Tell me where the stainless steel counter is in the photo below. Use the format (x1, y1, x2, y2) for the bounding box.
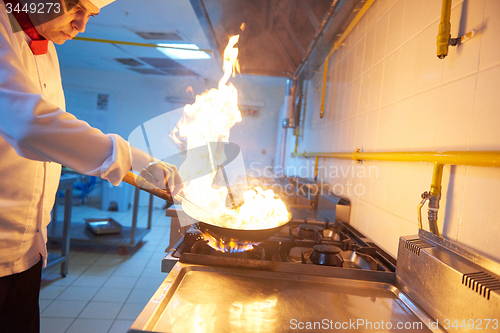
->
(129, 263, 440, 333)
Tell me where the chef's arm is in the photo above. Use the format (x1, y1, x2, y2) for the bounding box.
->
(0, 10, 157, 185)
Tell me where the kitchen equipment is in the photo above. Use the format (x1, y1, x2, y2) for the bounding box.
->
(85, 218, 122, 235)
(129, 177, 500, 333)
(196, 213, 292, 244)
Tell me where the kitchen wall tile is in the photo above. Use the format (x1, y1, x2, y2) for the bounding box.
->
(386, 0, 404, 55)
(346, 49, 356, 85)
(440, 165, 467, 242)
(364, 110, 380, 151)
(41, 300, 87, 318)
(401, 0, 425, 41)
(376, 104, 394, 150)
(379, 212, 403, 256)
(469, 65, 500, 149)
(435, 75, 475, 150)
(390, 98, 413, 150)
(353, 39, 366, 80)
(385, 163, 408, 219)
(378, 0, 397, 17)
(410, 88, 438, 150)
(359, 71, 371, 115)
(354, 112, 368, 152)
(368, 62, 384, 111)
(363, 26, 377, 73)
(416, 24, 444, 93)
(66, 318, 113, 333)
(349, 197, 360, 228)
(40, 318, 74, 333)
(346, 117, 358, 152)
(395, 35, 420, 101)
(442, 0, 484, 84)
(365, 206, 385, 244)
(354, 199, 371, 234)
(422, 0, 441, 27)
(331, 123, 341, 153)
(400, 218, 420, 236)
(400, 163, 434, 224)
(479, 0, 500, 70)
(350, 78, 361, 118)
(365, 0, 379, 32)
(339, 57, 348, 92)
(458, 167, 500, 261)
(369, 161, 388, 209)
(373, 11, 390, 66)
(355, 162, 376, 205)
(341, 85, 353, 122)
(381, 51, 400, 107)
(338, 120, 349, 152)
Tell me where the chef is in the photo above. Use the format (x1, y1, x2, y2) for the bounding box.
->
(0, 0, 183, 332)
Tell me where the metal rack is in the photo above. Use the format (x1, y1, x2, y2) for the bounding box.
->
(48, 187, 153, 255)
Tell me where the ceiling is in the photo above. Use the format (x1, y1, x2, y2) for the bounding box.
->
(56, 0, 223, 81)
(56, 0, 363, 80)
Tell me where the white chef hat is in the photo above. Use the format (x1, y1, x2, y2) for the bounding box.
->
(89, 0, 115, 8)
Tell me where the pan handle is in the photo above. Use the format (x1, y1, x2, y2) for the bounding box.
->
(122, 171, 174, 204)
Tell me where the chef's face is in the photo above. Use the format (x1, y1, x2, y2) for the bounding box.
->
(34, 0, 100, 44)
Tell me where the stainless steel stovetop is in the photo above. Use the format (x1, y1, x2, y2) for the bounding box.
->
(128, 179, 500, 333)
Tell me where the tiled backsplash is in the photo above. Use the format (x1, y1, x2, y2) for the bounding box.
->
(285, 0, 500, 259)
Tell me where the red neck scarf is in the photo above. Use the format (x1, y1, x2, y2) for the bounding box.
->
(7, 0, 49, 55)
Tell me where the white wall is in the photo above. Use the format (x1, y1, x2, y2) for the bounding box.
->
(284, 0, 500, 260)
(60, 68, 286, 208)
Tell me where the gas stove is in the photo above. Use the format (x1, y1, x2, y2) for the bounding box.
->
(163, 219, 396, 274)
(129, 178, 500, 333)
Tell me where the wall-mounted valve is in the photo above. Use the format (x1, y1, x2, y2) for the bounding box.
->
(437, 0, 476, 59)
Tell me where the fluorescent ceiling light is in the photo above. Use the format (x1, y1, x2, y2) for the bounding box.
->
(156, 43, 211, 59)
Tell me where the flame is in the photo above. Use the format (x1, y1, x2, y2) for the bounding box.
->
(171, 35, 290, 230)
(203, 231, 258, 253)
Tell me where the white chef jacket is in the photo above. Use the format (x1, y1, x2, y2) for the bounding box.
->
(0, 1, 150, 277)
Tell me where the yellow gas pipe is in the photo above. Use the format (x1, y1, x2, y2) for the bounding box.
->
(314, 156, 319, 181)
(437, 0, 453, 59)
(295, 150, 500, 236)
(319, 0, 375, 118)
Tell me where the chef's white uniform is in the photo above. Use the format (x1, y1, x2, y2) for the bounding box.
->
(0, 1, 147, 278)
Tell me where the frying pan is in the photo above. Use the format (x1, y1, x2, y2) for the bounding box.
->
(194, 214, 292, 244)
(123, 171, 292, 244)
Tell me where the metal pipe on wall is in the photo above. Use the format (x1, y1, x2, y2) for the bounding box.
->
(294, 149, 500, 236)
(437, 0, 453, 59)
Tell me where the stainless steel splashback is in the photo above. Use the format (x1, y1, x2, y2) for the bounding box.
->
(397, 230, 500, 332)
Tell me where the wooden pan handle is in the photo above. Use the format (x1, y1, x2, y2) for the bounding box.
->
(122, 171, 174, 204)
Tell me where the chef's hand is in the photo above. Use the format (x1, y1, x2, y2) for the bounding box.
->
(140, 161, 184, 197)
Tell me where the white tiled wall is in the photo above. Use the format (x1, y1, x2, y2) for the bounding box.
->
(285, 0, 500, 259)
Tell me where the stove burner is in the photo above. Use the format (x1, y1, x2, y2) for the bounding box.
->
(313, 244, 342, 254)
(309, 244, 344, 267)
(297, 224, 324, 239)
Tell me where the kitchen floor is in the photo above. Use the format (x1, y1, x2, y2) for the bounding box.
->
(40, 203, 173, 333)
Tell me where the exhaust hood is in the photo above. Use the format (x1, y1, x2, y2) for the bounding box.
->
(190, 0, 366, 78)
